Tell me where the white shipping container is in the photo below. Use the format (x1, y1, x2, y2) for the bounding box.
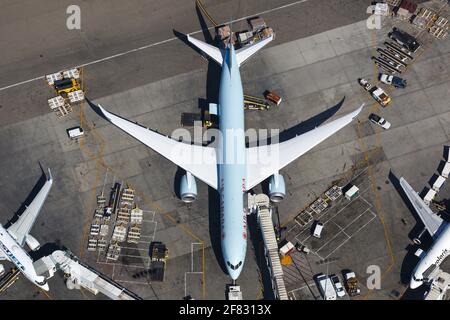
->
(279, 241, 294, 256)
(345, 185, 360, 200)
(442, 162, 450, 178)
(433, 175, 446, 192)
(423, 189, 437, 205)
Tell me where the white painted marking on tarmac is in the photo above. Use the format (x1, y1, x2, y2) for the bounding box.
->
(0, 0, 310, 92)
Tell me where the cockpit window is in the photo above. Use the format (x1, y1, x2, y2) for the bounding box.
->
(226, 261, 243, 270)
(35, 279, 47, 286)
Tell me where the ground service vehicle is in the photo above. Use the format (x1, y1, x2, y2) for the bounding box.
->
(388, 27, 421, 53)
(264, 90, 282, 105)
(316, 273, 337, 300)
(379, 73, 407, 88)
(54, 78, 80, 95)
(330, 274, 346, 298)
(358, 78, 391, 107)
(344, 271, 361, 297)
(369, 113, 391, 130)
(312, 221, 324, 238)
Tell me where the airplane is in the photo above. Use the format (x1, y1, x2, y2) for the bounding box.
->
(0, 168, 53, 291)
(88, 31, 363, 280)
(399, 177, 450, 289)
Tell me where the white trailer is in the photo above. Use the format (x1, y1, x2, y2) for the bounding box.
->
(433, 175, 446, 192)
(279, 241, 294, 256)
(67, 127, 84, 139)
(316, 274, 337, 300)
(442, 162, 450, 178)
(423, 189, 437, 206)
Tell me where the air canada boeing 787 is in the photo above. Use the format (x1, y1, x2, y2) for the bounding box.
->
(89, 32, 363, 280)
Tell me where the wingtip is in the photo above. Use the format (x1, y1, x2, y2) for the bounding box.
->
(399, 177, 407, 187)
(47, 168, 53, 181)
(86, 97, 109, 120)
(351, 103, 364, 119)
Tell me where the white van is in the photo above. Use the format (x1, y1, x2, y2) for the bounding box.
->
(313, 221, 324, 238)
(316, 273, 337, 300)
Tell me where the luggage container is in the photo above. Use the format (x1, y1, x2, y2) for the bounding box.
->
(345, 185, 360, 201)
(279, 241, 294, 256)
(441, 162, 450, 178)
(264, 90, 282, 105)
(432, 175, 446, 192)
(423, 189, 437, 205)
(67, 127, 84, 140)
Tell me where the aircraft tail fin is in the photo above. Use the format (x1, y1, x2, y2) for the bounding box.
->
(235, 34, 274, 66)
(187, 35, 223, 66)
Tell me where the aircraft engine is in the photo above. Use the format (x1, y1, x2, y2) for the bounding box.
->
(25, 234, 41, 251)
(413, 228, 427, 245)
(180, 172, 197, 203)
(268, 173, 286, 202)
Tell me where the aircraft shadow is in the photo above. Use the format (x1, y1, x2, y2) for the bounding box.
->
(388, 171, 433, 286)
(246, 97, 345, 147)
(175, 9, 227, 275)
(29, 243, 64, 261)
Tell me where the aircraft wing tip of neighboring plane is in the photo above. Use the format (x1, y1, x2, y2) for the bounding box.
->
(47, 168, 53, 181)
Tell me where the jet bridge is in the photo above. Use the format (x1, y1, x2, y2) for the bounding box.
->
(33, 249, 141, 300)
(424, 269, 450, 300)
(248, 194, 289, 300)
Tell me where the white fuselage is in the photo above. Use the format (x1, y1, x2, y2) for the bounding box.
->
(411, 223, 450, 289)
(0, 225, 48, 291)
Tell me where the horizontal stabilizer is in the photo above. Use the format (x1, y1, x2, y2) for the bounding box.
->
(187, 35, 223, 65)
(236, 34, 274, 66)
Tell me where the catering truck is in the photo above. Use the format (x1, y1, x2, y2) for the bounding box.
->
(316, 273, 337, 300)
(358, 78, 391, 107)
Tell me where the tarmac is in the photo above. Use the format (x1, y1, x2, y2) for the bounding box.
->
(0, 0, 449, 300)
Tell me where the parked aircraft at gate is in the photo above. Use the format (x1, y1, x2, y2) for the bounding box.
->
(89, 32, 363, 280)
(0, 168, 53, 291)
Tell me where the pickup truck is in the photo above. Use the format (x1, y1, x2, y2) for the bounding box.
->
(388, 27, 421, 53)
(344, 271, 361, 297)
(358, 78, 391, 107)
(369, 113, 391, 130)
(379, 73, 407, 89)
(330, 274, 346, 298)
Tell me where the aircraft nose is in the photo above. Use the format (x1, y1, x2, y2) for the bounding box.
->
(40, 283, 50, 291)
(410, 277, 422, 289)
(227, 265, 243, 280)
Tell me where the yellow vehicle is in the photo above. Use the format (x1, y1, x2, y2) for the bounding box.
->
(54, 78, 80, 95)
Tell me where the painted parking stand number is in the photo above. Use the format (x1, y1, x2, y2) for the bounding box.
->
(66, 5, 81, 30)
(367, 265, 381, 290)
(367, 14, 382, 30)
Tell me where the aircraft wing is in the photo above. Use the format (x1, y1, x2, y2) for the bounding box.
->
(245, 104, 363, 190)
(94, 104, 218, 189)
(7, 169, 53, 247)
(399, 177, 444, 238)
